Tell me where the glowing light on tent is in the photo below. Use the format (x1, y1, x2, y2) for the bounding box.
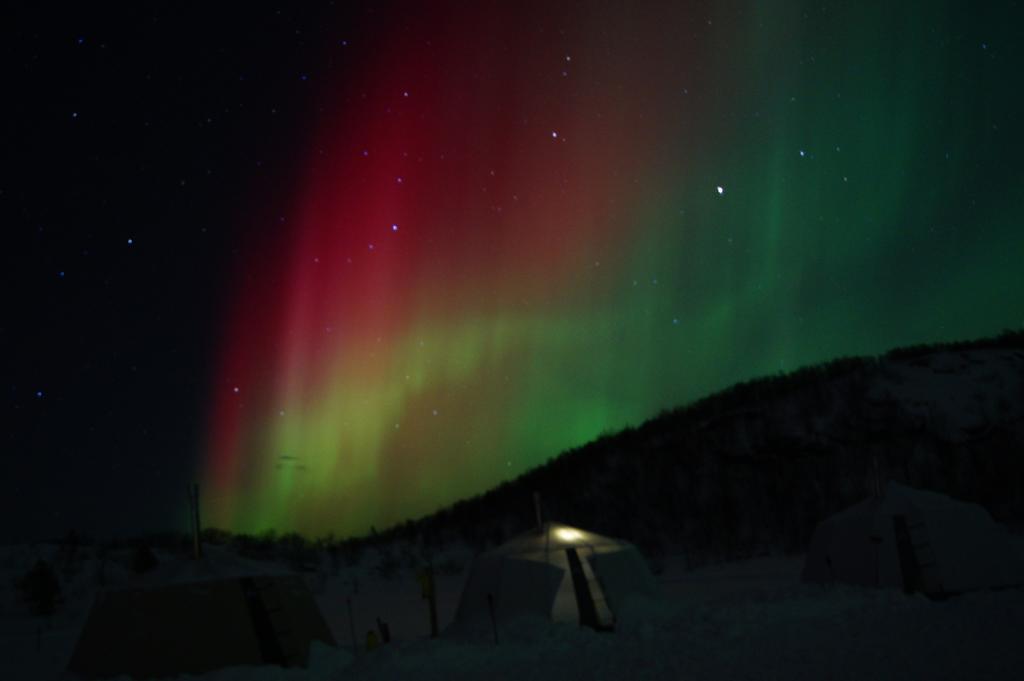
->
(555, 528, 584, 542)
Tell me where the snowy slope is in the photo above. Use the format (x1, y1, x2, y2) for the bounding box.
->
(3, 540, 1023, 681)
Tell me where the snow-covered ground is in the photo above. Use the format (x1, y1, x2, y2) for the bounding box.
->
(3, 537, 1023, 681)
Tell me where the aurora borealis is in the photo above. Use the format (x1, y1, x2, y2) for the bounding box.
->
(202, 1, 1024, 539)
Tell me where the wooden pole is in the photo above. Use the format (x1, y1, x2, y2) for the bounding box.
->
(429, 563, 439, 638)
(418, 564, 439, 637)
(346, 597, 358, 654)
(193, 482, 202, 559)
(186, 485, 194, 558)
(187, 483, 202, 559)
(486, 592, 499, 645)
(538, 490, 551, 561)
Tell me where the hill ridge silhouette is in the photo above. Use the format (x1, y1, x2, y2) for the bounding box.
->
(115, 329, 1024, 570)
(390, 328, 1024, 567)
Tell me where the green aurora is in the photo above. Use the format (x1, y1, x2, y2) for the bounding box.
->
(204, 1, 1024, 538)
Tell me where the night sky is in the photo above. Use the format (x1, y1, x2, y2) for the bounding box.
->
(4, 2, 1023, 543)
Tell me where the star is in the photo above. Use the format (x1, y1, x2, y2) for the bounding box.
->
(36, 390, 44, 398)
(551, 130, 558, 139)
(127, 238, 134, 245)
(716, 186, 724, 194)
(391, 224, 398, 231)
(233, 386, 240, 394)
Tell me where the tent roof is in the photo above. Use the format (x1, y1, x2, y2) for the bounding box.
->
(448, 521, 658, 638)
(492, 522, 632, 556)
(804, 481, 1024, 593)
(827, 482, 995, 524)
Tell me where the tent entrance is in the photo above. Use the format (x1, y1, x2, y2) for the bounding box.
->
(565, 548, 614, 631)
(241, 576, 300, 666)
(892, 515, 944, 597)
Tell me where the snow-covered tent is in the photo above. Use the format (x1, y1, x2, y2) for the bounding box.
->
(447, 522, 659, 639)
(803, 481, 1024, 596)
(67, 574, 336, 679)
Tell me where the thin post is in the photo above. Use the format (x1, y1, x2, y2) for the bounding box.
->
(866, 455, 888, 499)
(486, 592, 499, 645)
(346, 597, 358, 654)
(427, 563, 438, 637)
(186, 483, 202, 559)
(418, 563, 440, 637)
(193, 482, 202, 559)
(533, 491, 543, 531)
(186, 485, 193, 558)
(535, 491, 552, 562)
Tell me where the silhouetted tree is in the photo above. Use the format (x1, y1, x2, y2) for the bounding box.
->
(200, 528, 232, 545)
(132, 545, 159, 574)
(18, 559, 61, 616)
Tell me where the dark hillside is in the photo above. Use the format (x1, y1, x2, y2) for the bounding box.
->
(394, 330, 1024, 566)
